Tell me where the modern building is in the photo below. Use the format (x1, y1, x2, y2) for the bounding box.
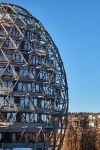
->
(0, 3, 68, 150)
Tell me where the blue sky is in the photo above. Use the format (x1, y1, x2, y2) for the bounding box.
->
(0, 0, 100, 112)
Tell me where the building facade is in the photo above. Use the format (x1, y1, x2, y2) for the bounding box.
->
(0, 3, 68, 150)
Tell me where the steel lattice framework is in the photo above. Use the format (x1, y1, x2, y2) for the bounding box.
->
(0, 3, 68, 150)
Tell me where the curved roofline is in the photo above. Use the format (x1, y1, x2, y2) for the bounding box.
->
(0, 2, 41, 25)
(0, 2, 29, 13)
(0, 2, 68, 90)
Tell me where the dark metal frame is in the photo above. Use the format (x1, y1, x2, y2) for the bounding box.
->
(0, 3, 69, 150)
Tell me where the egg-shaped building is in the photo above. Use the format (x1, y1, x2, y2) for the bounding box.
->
(0, 3, 68, 150)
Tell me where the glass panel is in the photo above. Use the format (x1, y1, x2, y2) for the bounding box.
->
(18, 83, 23, 91)
(26, 113, 29, 122)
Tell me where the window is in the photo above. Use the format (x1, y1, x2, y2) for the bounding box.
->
(18, 83, 23, 91)
(26, 83, 31, 92)
(4, 81, 13, 90)
(41, 100, 45, 108)
(20, 68, 28, 77)
(34, 99, 37, 107)
(34, 114, 37, 122)
(30, 113, 34, 122)
(26, 113, 30, 122)
(15, 53, 21, 62)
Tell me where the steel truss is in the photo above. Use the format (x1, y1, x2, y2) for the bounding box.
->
(0, 3, 69, 150)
